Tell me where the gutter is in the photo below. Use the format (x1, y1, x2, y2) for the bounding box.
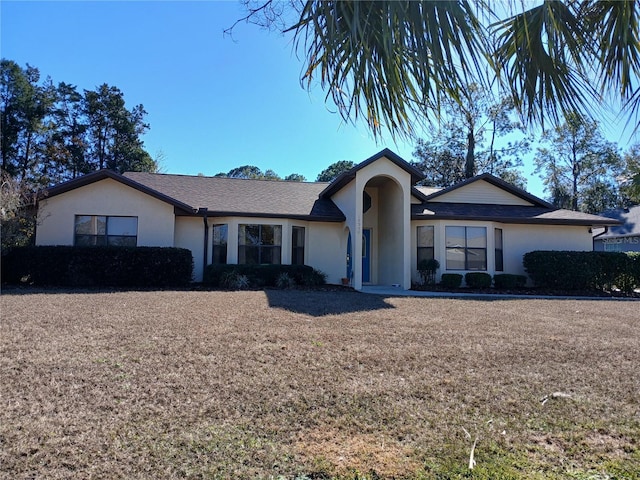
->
(592, 225, 608, 250)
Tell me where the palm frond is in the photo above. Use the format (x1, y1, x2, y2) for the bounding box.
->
(287, 0, 489, 139)
(490, 0, 597, 127)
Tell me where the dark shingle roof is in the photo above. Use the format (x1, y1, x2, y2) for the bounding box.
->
(320, 148, 424, 198)
(596, 205, 640, 237)
(413, 202, 621, 226)
(123, 172, 345, 221)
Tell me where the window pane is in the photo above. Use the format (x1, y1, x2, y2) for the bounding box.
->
(446, 248, 465, 270)
(261, 246, 282, 265)
(241, 225, 260, 246)
(467, 248, 487, 270)
(239, 245, 259, 264)
(494, 228, 503, 249)
(108, 217, 137, 236)
(292, 226, 304, 248)
(108, 235, 136, 247)
(446, 226, 465, 248)
(212, 245, 227, 264)
(467, 227, 486, 248)
(260, 225, 282, 246)
(213, 224, 228, 246)
(417, 247, 434, 263)
(75, 215, 106, 235)
(417, 226, 434, 247)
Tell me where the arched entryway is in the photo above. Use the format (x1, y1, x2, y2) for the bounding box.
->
(360, 175, 405, 286)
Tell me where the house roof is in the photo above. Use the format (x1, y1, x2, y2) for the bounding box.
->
(123, 172, 345, 221)
(413, 202, 621, 226)
(39, 170, 196, 214)
(320, 148, 424, 198)
(595, 204, 640, 237)
(38, 150, 620, 228)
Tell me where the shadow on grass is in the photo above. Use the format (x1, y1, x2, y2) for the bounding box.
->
(265, 288, 395, 316)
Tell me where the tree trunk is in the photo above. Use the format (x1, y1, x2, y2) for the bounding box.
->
(465, 130, 475, 178)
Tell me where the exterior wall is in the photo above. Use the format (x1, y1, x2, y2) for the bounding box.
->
(377, 181, 404, 285)
(410, 220, 594, 284)
(306, 222, 346, 285)
(433, 180, 533, 206)
(195, 216, 345, 284)
(504, 224, 593, 276)
(175, 216, 205, 282)
(36, 178, 175, 247)
(353, 157, 412, 289)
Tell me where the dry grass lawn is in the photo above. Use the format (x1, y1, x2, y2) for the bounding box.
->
(1, 289, 639, 479)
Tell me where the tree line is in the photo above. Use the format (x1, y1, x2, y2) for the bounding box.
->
(1, 58, 156, 189)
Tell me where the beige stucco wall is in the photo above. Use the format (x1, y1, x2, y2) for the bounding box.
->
(36, 178, 176, 247)
(503, 224, 593, 276)
(355, 157, 412, 289)
(410, 220, 594, 284)
(433, 180, 533, 205)
(189, 217, 344, 284)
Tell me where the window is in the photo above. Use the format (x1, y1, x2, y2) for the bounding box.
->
(445, 226, 487, 271)
(495, 228, 504, 272)
(74, 215, 137, 246)
(417, 226, 434, 266)
(291, 226, 305, 265)
(238, 224, 282, 264)
(212, 224, 228, 264)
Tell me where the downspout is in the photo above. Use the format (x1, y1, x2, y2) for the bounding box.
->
(199, 208, 209, 275)
(592, 225, 608, 250)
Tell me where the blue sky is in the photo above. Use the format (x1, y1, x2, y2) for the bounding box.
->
(1, 1, 637, 198)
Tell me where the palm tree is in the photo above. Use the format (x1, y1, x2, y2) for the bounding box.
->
(236, 0, 640, 139)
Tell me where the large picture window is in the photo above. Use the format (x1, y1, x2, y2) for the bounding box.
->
(445, 226, 487, 271)
(74, 215, 137, 246)
(212, 224, 228, 264)
(291, 226, 305, 265)
(238, 224, 282, 265)
(417, 226, 434, 266)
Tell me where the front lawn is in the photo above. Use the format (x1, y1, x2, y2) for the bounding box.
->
(1, 289, 638, 479)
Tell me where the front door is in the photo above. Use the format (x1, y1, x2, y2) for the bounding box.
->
(362, 228, 371, 283)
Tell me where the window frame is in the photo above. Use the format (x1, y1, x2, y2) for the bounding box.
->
(74, 215, 138, 247)
(291, 226, 305, 266)
(445, 226, 487, 271)
(238, 224, 282, 265)
(495, 228, 504, 272)
(416, 225, 435, 267)
(212, 223, 228, 264)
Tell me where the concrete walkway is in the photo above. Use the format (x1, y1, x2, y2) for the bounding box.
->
(360, 285, 639, 301)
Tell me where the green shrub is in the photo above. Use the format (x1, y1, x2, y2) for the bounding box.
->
(276, 272, 296, 289)
(440, 273, 463, 289)
(616, 252, 640, 292)
(220, 270, 250, 290)
(523, 251, 633, 291)
(465, 272, 492, 288)
(203, 264, 326, 288)
(493, 274, 527, 289)
(417, 258, 440, 285)
(1, 246, 193, 287)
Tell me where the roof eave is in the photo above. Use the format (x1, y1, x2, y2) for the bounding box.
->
(39, 169, 197, 213)
(411, 213, 622, 226)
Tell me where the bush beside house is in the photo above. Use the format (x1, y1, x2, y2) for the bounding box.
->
(203, 264, 326, 289)
(2, 246, 193, 287)
(524, 250, 640, 292)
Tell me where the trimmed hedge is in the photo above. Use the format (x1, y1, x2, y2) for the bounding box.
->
(493, 273, 527, 289)
(203, 264, 326, 289)
(440, 273, 463, 289)
(523, 250, 639, 291)
(2, 246, 193, 287)
(465, 272, 492, 288)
